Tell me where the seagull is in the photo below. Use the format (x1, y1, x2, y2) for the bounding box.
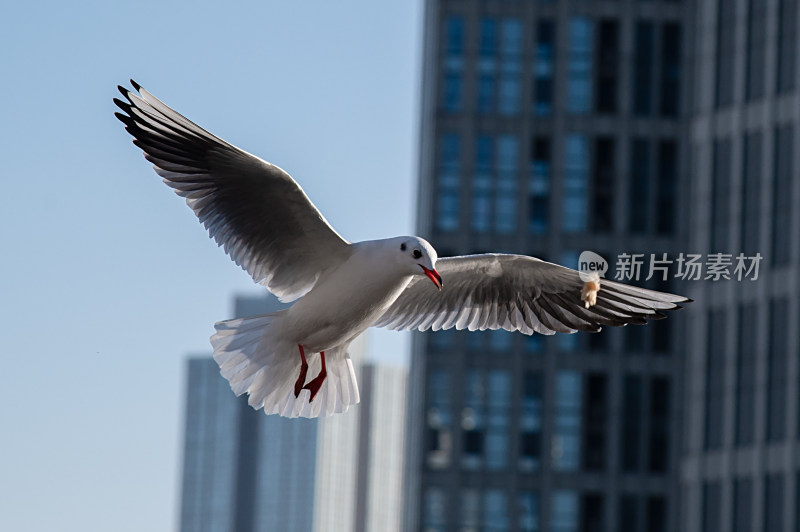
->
(114, 81, 691, 418)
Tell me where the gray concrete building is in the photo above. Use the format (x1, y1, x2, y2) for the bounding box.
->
(680, 0, 800, 530)
(407, 1, 693, 530)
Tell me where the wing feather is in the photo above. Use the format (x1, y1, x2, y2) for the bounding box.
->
(375, 254, 690, 335)
(115, 81, 352, 301)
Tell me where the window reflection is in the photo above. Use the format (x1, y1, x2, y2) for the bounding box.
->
(529, 137, 550, 234)
(567, 18, 593, 114)
(520, 371, 543, 471)
(519, 492, 541, 532)
(436, 134, 460, 232)
(563, 135, 589, 233)
(534, 20, 555, 115)
(553, 371, 582, 470)
(427, 370, 453, 469)
(551, 490, 579, 532)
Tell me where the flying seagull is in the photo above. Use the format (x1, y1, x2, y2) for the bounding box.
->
(114, 81, 691, 418)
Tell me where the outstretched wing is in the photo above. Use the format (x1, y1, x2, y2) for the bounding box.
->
(375, 254, 690, 335)
(114, 80, 352, 302)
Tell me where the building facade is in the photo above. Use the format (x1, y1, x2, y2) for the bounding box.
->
(179, 294, 407, 532)
(681, 0, 800, 530)
(407, 1, 693, 530)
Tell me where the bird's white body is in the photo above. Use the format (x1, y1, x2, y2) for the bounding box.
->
(115, 81, 690, 418)
(281, 240, 414, 352)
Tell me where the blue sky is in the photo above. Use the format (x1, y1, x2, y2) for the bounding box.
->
(0, 1, 421, 530)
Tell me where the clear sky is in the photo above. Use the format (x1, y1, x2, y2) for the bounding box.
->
(0, 1, 421, 530)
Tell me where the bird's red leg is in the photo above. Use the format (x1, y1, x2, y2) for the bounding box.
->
(294, 345, 309, 398)
(302, 351, 327, 402)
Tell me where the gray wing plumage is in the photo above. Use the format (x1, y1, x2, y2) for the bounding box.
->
(375, 254, 690, 335)
(114, 80, 352, 302)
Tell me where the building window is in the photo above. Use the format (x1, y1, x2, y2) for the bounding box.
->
(478, 18, 498, 113)
(702, 482, 722, 532)
(732, 478, 753, 532)
(660, 23, 681, 116)
(618, 495, 639, 532)
(473, 135, 493, 233)
(581, 493, 604, 532)
(519, 492, 541, 532)
(520, 371, 543, 471)
(646, 496, 666, 532)
(705, 309, 725, 450)
(423, 488, 447, 531)
(716, 0, 735, 107)
(534, 20, 556, 115)
(436, 134, 460, 232)
(633, 22, 654, 115)
(486, 370, 510, 470)
(441, 16, 464, 113)
(462, 369, 485, 469)
(621, 375, 642, 472)
(766, 299, 789, 442)
(552, 491, 578, 532)
(484, 490, 509, 530)
(582, 373, 607, 471)
(763, 474, 784, 532)
(563, 135, 589, 233)
(648, 377, 669, 473)
(741, 132, 762, 256)
(553, 371, 582, 470)
(656, 140, 677, 235)
(567, 17, 593, 114)
(710, 138, 732, 251)
(595, 20, 618, 114)
(772, 125, 793, 267)
(745, 0, 767, 101)
(427, 369, 452, 468)
(499, 18, 523, 115)
(495, 135, 519, 233)
(735, 304, 757, 445)
(629, 138, 650, 233)
(777, 0, 797, 93)
(593, 137, 614, 232)
(529, 137, 551, 234)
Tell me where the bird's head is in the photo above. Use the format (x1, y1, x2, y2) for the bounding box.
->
(393, 236, 442, 290)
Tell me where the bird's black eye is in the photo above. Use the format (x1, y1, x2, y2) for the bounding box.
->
(400, 243, 406, 251)
(413, 249, 422, 259)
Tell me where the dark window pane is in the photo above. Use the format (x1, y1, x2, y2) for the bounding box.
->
(705, 310, 726, 449)
(595, 20, 618, 113)
(745, 0, 767, 100)
(711, 138, 732, 251)
(732, 478, 753, 532)
(592, 137, 614, 232)
(646, 496, 666, 532)
(534, 20, 556, 116)
(633, 22, 654, 115)
(629, 139, 650, 233)
(735, 304, 757, 445)
(772, 125, 793, 267)
(583, 374, 607, 471)
(530, 137, 551, 234)
(622, 375, 642, 471)
(619, 495, 639, 532)
(648, 377, 670, 473)
(777, 0, 797, 93)
(716, 0, 735, 107)
(741, 132, 762, 256)
(766, 299, 789, 441)
(656, 140, 677, 235)
(660, 23, 681, 116)
(581, 493, 604, 532)
(764, 474, 784, 532)
(702, 482, 721, 532)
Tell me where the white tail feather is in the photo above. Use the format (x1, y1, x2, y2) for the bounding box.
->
(210, 313, 360, 418)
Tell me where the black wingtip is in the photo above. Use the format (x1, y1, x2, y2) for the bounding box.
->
(130, 79, 142, 92)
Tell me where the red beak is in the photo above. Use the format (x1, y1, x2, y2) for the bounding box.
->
(420, 265, 442, 290)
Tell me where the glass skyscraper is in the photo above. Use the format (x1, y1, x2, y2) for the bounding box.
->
(406, 1, 692, 530)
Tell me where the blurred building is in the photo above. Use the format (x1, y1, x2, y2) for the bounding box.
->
(179, 294, 407, 532)
(406, 1, 692, 531)
(680, 0, 800, 531)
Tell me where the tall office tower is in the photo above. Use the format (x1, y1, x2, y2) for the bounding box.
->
(179, 293, 407, 532)
(681, 1, 800, 531)
(407, 1, 691, 530)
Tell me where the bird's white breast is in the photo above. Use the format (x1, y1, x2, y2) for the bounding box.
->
(280, 248, 412, 352)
